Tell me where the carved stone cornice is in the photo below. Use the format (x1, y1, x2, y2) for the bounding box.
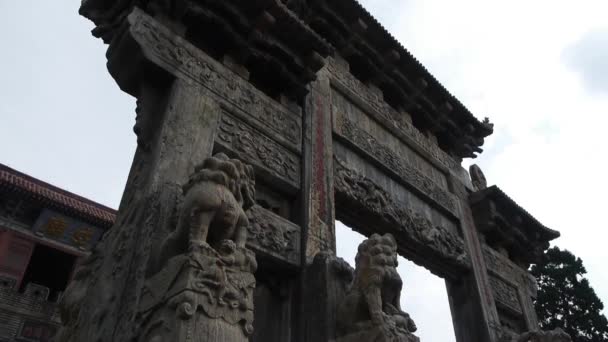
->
(81, 1, 332, 100)
(470, 186, 559, 267)
(295, 1, 493, 158)
(333, 157, 469, 278)
(328, 58, 459, 172)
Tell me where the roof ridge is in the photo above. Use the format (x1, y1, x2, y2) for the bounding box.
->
(0, 163, 117, 225)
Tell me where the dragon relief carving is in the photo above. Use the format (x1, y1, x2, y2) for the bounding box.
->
(333, 157, 469, 269)
(337, 116, 457, 215)
(137, 153, 258, 341)
(337, 233, 419, 342)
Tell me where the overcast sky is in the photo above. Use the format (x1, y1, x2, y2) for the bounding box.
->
(1, 1, 607, 341)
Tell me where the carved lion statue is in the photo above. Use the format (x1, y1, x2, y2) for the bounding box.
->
(159, 153, 255, 264)
(337, 233, 418, 341)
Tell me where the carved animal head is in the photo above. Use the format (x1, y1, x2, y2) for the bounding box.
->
(353, 233, 401, 292)
(183, 153, 256, 210)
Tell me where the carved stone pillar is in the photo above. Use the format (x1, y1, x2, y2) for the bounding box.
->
(446, 174, 502, 342)
(137, 154, 257, 342)
(56, 12, 230, 341)
(302, 69, 336, 259)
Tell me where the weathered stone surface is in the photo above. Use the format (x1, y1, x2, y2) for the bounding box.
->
(327, 58, 460, 171)
(502, 328, 572, 342)
(337, 234, 419, 342)
(69, 1, 560, 341)
(470, 164, 488, 191)
(216, 112, 300, 191)
(333, 155, 469, 277)
(137, 154, 257, 341)
(489, 276, 523, 315)
(334, 114, 457, 216)
(246, 205, 300, 267)
(112, 8, 303, 152)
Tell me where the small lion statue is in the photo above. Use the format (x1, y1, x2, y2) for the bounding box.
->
(159, 153, 255, 262)
(337, 233, 419, 342)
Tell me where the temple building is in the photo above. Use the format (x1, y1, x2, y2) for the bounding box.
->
(0, 163, 115, 342)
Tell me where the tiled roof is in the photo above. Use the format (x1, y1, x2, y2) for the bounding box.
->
(0, 163, 116, 228)
(470, 185, 560, 241)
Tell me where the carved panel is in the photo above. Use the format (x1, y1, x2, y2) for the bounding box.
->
(246, 205, 300, 266)
(333, 156, 469, 275)
(217, 112, 300, 189)
(327, 57, 459, 170)
(483, 246, 537, 297)
(489, 275, 522, 315)
(332, 89, 449, 189)
(128, 10, 301, 151)
(335, 115, 457, 216)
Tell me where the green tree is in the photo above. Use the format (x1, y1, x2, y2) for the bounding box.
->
(531, 246, 608, 341)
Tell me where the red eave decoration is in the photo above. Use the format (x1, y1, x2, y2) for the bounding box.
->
(0, 163, 117, 228)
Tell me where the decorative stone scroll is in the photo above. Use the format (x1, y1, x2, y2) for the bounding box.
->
(337, 234, 419, 342)
(335, 116, 457, 216)
(489, 276, 522, 315)
(125, 8, 301, 149)
(333, 157, 469, 273)
(217, 112, 300, 189)
(246, 205, 301, 266)
(137, 154, 258, 342)
(327, 58, 459, 171)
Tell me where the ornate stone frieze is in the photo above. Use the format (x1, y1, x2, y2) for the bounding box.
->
(217, 112, 300, 189)
(483, 246, 538, 297)
(335, 116, 457, 216)
(246, 205, 300, 266)
(489, 275, 522, 315)
(327, 58, 459, 171)
(333, 157, 469, 272)
(337, 234, 419, 342)
(125, 9, 301, 150)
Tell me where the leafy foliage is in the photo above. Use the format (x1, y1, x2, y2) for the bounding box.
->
(531, 246, 608, 341)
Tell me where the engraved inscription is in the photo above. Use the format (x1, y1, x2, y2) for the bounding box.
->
(217, 112, 300, 188)
(246, 205, 300, 266)
(128, 10, 301, 149)
(335, 116, 457, 216)
(334, 156, 469, 271)
(327, 57, 458, 170)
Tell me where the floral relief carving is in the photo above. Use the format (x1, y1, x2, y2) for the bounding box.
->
(217, 113, 300, 188)
(246, 205, 300, 265)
